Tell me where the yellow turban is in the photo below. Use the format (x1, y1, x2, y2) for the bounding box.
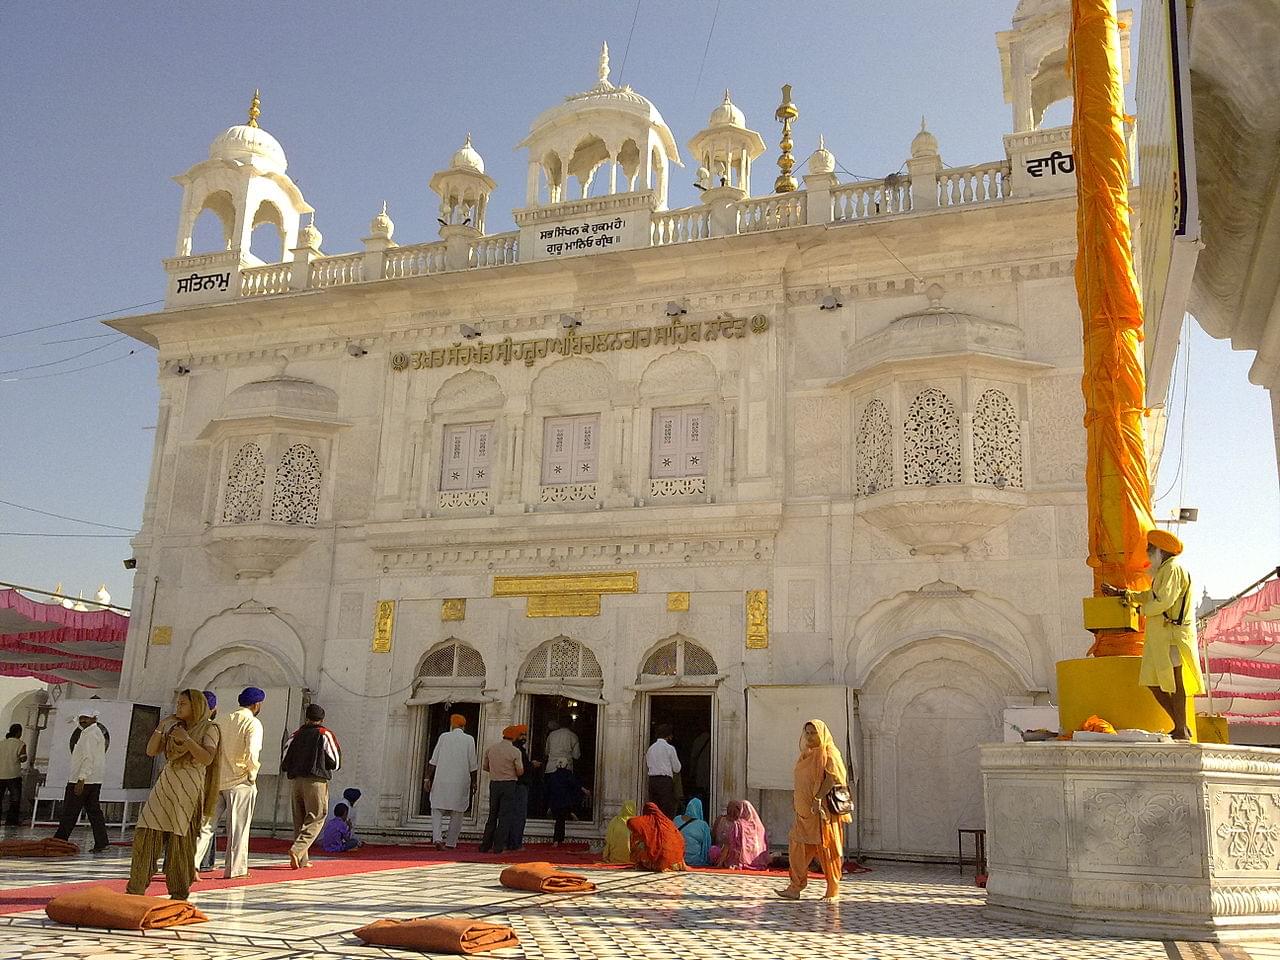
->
(449, 714, 467, 729)
(1147, 529, 1183, 556)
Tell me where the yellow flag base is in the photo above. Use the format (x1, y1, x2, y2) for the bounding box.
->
(1057, 657, 1197, 742)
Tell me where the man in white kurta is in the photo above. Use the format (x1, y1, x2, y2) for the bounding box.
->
(425, 715, 478, 849)
(194, 688, 265, 877)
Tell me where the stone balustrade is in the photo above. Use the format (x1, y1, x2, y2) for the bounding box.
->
(164, 157, 1023, 307)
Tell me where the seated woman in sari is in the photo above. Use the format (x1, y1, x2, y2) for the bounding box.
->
(715, 800, 769, 869)
(602, 801, 636, 864)
(673, 797, 712, 867)
(626, 802, 687, 872)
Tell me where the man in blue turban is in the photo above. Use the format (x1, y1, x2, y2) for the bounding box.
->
(194, 687, 266, 878)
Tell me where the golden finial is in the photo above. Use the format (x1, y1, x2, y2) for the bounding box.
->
(774, 83, 799, 194)
(247, 89, 261, 128)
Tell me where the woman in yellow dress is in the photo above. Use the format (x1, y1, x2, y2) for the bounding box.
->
(127, 689, 221, 900)
(778, 719, 851, 901)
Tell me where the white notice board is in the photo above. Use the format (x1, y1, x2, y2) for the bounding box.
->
(746, 685, 851, 791)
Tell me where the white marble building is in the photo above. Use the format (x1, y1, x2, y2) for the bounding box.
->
(111, 3, 1119, 858)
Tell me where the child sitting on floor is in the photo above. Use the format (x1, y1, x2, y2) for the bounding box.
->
(317, 802, 364, 853)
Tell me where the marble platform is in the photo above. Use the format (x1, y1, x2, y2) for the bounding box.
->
(981, 742, 1280, 941)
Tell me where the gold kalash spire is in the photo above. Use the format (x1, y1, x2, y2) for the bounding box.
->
(247, 89, 261, 128)
(773, 84, 799, 194)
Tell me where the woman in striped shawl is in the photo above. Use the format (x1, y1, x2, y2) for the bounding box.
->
(127, 689, 221, 900)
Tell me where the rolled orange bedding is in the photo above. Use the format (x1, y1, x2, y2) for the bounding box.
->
(354, 917, 520, 954)
(0, 837, 80, 857)
(499, 861, 596, 893)
(46, 886, 208, 929)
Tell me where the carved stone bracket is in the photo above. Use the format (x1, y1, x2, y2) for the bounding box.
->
(857, 486, 1026, 555)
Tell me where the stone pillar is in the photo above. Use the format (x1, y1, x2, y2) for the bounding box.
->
(699, 184, 745, 237)
(803, 171, 838, 224)
(362, 236, 393, 282)
(440, 224, 480, 272)
(289, 246, 318, 291)
(907, 153, 942, 211)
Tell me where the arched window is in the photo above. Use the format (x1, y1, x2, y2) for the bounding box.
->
(270, 443, 322, 525)
(223, 442, 265, 523)
(903, 388, 961, 486)
(417, 641, 486, 681)
(856, 399, 893, 496)
(973, 389, 1024, 488)
(522, 636, 603, 682)
(640, 636, 718, 679)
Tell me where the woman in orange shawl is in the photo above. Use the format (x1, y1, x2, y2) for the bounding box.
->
(778, 719, 850, 901)
(626, 801, 688, 872)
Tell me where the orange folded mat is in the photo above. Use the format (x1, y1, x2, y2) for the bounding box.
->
(354, 917, 520, 954)
(499, 861, 596, 893)
(46, 886, 208, 930)
(0, 837, 80, 858)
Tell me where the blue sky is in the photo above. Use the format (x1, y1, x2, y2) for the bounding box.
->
(0, 0, 1274, 605)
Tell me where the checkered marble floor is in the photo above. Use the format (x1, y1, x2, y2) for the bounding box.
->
(0, 850, 1274, 960)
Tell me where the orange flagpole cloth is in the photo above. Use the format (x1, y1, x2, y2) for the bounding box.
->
(1071, 0, 1154, 656)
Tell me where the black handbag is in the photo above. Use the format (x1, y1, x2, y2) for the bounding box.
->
(824, 783, 853, 817)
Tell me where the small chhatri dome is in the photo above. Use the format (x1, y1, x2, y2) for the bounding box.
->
(209, 90, 288, 174)
(709, 90, 746, 128)
(95, 584, 111, 607)
(297, 216, 322, 251)
(808, 134, 836, 175)
(369, 201, 394, 241)
(450, 133, 485, 174)
(911, 116, 939, 158)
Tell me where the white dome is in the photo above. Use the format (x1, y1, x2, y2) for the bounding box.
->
(370, 201, 394, 241)
(808, 135, 836, 175)
(297, 218, 322, 251)
(911, 117, 939, 158)
(709, 90, 746, 128)
(209, 124, 288, 174)
(451, 134, 485, 174)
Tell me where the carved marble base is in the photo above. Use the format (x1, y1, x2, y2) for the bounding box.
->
(981, 742, 1280, 941)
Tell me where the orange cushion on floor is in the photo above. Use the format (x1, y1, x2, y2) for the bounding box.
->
(499, 861, 595, 893)
(0, 837, 80, 857)
(46, 886, 208, 929)
(354, 917, 520, 954)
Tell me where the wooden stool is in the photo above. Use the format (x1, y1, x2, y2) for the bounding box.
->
(957, 828, 986, 876)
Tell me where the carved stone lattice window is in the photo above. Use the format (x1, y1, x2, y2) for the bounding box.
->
(521, 636, 602, 681)
(856, 399, 893, 496)
(418, 642, 486, 680)
(640, 636, 718, 678)
(973, 389, 1024, 488)
(222, 442, 265, 523)
(270, 443, 322, 525)
(903, 388, 961, 486)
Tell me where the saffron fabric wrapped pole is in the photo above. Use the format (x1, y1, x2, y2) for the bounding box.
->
(1071, 0, 1154, 657)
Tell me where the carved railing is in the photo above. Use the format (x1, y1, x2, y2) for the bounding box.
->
(471, 232, 519, 268)
(737, 193, 807, 233)
(240, 262, 292, 297)
(309, 253, 364, 288)
(938, 162, 1012, 207)
(384, 242, 447, 279)
(651, 206, 712, 246)
(831, 176, 913, 222)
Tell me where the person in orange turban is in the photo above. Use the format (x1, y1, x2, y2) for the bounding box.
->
(501, 724, 527, 741)
(449, 714, 467, 729)
(1103, 527, 1202, 739)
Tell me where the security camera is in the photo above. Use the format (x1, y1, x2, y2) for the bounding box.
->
(346, 343, 368, 358)
(174, 364, 191, 375)
(560, 314, 582, 329)
(122, 558, 137, 570)
(665, 301, 687, 317)
(460, 324, 482, 340)
(819, 289, 843, 311)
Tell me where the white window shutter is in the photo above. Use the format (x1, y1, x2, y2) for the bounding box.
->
(684, 408, 706, 476)
(542, 417, 574, 484)
(651, 410, 680, 478)
(441, 426, 469, 491)
(469, 424, 492, 490)
(574, 417, 599, 482)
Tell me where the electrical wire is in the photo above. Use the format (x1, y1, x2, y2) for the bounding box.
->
(616, 0, 641, 87)
(0, 497, 138, 532)
(0, 348, 139, 382)
(1154, 314, 1192, 504)
(690, 0, 721, 107)
(0, 336, 125, 376)
(0, 532, 135, 538)
(0, 299, 162, 341)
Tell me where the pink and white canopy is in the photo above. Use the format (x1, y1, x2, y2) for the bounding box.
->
(1197, 577, 1280, 723)
(0, 589, 127, 688)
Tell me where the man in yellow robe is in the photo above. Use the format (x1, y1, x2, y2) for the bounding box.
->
(1104, 529, 1204, 740)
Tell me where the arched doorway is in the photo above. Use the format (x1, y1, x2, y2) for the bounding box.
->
(635, 635, 722, 814)
(405, 641, 489, 820)
(517, 636, 603, 826)
(857, 638, 1023, 858)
